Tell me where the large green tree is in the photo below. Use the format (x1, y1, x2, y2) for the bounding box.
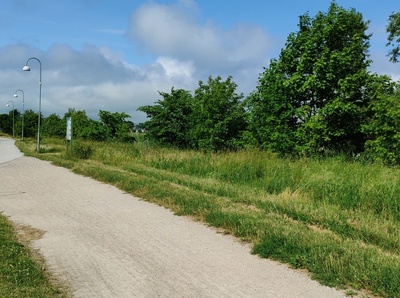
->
(249, 2, 371, 155)
(191, 76, 247, 151)
(138, 88, 193, 148)
(386, 11, 400, 63)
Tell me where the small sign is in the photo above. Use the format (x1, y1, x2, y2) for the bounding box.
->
(66, 117, 72, 141)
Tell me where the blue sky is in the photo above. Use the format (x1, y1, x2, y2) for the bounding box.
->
(0, 0, 399, 123)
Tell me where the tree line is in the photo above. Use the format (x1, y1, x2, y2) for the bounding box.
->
(0, 108, 145, 142)
(139, 3, 400, 165)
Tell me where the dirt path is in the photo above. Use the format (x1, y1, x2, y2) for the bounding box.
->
(0, 140, 349, 297)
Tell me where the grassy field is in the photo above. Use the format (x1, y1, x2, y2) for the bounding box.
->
(14, 137, 400, 297)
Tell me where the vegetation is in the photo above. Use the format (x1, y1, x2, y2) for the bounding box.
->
(1, 3, 400, 164)
(0, 108, 142, 144)
(137, 3, 400, 165)
(0, 213, 67, 297)
(138, 88, 193, 148)
(139, 76, 247, 151)
(249, 3, 371, 155)
(2, 2, 400, 297)
(16, 137, 400, 297)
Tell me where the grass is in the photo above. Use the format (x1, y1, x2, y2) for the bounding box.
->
(14, 137, 400, 297)
(0, 214, 67, 297)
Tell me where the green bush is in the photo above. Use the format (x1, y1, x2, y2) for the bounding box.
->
(73, 143, 93, 159)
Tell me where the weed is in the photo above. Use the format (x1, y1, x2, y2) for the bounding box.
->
(72, 143, 93, 159)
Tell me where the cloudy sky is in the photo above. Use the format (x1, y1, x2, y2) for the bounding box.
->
(0, 0, 399, 123)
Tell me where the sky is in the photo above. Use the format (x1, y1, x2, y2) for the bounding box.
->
(0, 0, 399, 124)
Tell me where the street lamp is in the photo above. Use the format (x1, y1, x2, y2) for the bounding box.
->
(23, 57, 42, 152)
(13, 89, 24, 140)
(6, 100, 15, 138)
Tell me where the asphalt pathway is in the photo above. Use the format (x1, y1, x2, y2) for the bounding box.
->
(0, 138, 349, 297)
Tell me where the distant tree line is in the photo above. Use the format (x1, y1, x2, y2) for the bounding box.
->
(0, 108, 145, 143)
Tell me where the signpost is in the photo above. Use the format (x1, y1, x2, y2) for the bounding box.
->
(66, 117, 72, 153)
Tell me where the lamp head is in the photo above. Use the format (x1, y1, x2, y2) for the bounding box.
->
(22, 65, 30, 71)
(6, 104, 9, 107)
(13, 94, 18, 98)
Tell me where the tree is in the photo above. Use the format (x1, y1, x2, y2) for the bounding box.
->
(246, 59, 296, 154)
(138, 88, 193, 148)
(82, 119, 109, 142)
(248, 2, 371, 155)
(191, 76, 247, 151)
(42, 113, 65, 137)
(362, 75, 400, 164)
(98, 110, 132, 141)
(0, 110, 21, 136)
(0, 113, 12, 134)
(22, 109, 40, 138)
(386, 11, 400, 63)
(63, 109, 92, 139)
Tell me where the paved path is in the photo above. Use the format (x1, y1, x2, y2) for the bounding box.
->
(0, 138, 348, 297)
(0, 138, 23, 163)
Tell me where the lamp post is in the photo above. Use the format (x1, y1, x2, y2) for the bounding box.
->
(13, 89, 24, 140)
(23, 57, 42, 152)
(6, 100, 15, 138)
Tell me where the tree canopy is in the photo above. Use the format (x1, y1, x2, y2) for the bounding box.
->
(138, 88, 193, 148)
(139, 76, 247, 151)
(248, 2, 372, 155)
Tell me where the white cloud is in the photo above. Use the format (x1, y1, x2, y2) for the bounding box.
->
(155, 56, 195, 84)
(0, 43, 188, 123)
(369, 49, 400, 82)
(128, 1, 271, 74)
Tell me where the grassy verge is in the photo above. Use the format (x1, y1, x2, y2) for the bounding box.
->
(16, 137, 400, 297)
(0, 214, 67, 297)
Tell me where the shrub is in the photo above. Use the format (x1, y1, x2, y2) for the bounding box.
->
(73, 143, 93, 159)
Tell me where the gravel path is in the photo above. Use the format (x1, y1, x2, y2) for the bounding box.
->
(0, 138, 349, 297)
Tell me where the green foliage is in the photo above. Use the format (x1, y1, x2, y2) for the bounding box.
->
(386, 11, 400, 63)
(139, 76, 247, 151)
(246, 60, 297, 154)
(363, 93, 400, 165)
(61, 109, 134, 143)
(248, 2, 371, 156)
(98, 110, 132, 141)
(63, 109, 91, 139)
(138, 88, 193, 148)
(191, 76, 247, 151)
(42, 114, 65, 138)
(0, 113, 12, 134)
(22, 109, 40, 138)
(73, 142, 94, 159)
(81, 120, 108, 141)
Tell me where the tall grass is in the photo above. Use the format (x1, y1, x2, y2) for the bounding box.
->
(16, 138, 400, 297)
